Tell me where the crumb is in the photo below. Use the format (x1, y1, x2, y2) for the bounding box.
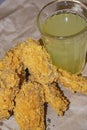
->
(0, 122, 3, 126)
(53, 124, 55, 127)
(47, 118, 51, 123)
(46, 128, 50, 130)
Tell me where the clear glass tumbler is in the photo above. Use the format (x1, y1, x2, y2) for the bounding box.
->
(37, 0, 87, 74)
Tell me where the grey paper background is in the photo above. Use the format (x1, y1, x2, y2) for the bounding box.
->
(0, 0, 87, 130)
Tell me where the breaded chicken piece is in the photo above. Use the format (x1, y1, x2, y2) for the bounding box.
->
(44, 83, 69, 116)
(0, 39, 58, 85)
(14, 82, 45, 130)
(0, 45, 26, 119)
(19, 39, 58, 85)
(58, 69, 87, 94)
(0, 69, 20, 119)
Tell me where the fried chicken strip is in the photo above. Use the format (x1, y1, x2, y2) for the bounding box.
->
(44, 83, 69, 116)
(14, 82, 45, 130)
(1, 39, 58, 85)
(0, 69, 20, 119)
(0, 47, 26, 119)
(20, 39, 58, 85)
(58, 69, 87, 94)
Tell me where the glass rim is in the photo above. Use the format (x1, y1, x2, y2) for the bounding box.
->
(37, 0, 87, 40)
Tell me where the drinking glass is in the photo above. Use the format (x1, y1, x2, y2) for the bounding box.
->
(37, 0, 87, 74)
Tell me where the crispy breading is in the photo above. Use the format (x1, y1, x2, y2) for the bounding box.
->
(0, 48, 25, 119)
(18, 39, 58, 85)
(58, 69, 87, 94)
(2, 39, 58, 85)
(0, 38, 70, 129)
(2, 45, 24, 75)
(0, 69, 20, 119)
(14, 81, 69, 130)
(14, 82, 45, 130)
(44, 83, 69, 116)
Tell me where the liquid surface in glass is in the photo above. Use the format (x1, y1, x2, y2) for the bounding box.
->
(41, 13, 87, 74)
(42, 13, 87, 36)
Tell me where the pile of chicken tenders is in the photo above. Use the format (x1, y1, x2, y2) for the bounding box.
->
(0, 38, 87, 130)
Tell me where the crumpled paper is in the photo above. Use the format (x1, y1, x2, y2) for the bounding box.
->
(0, 0, 87, 130)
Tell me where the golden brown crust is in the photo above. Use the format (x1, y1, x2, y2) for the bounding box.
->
(2, 39, 58, 84)
(58, 69, 87, 94)
(0, 38, 70, 129)
(44, 83, 69, 116)
(20, 39, 58, 85)
(0, 69, 20, 119)
(14, 82, 45, 130)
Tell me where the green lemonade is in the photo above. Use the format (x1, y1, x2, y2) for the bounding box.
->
(41, 13, 87, 74)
